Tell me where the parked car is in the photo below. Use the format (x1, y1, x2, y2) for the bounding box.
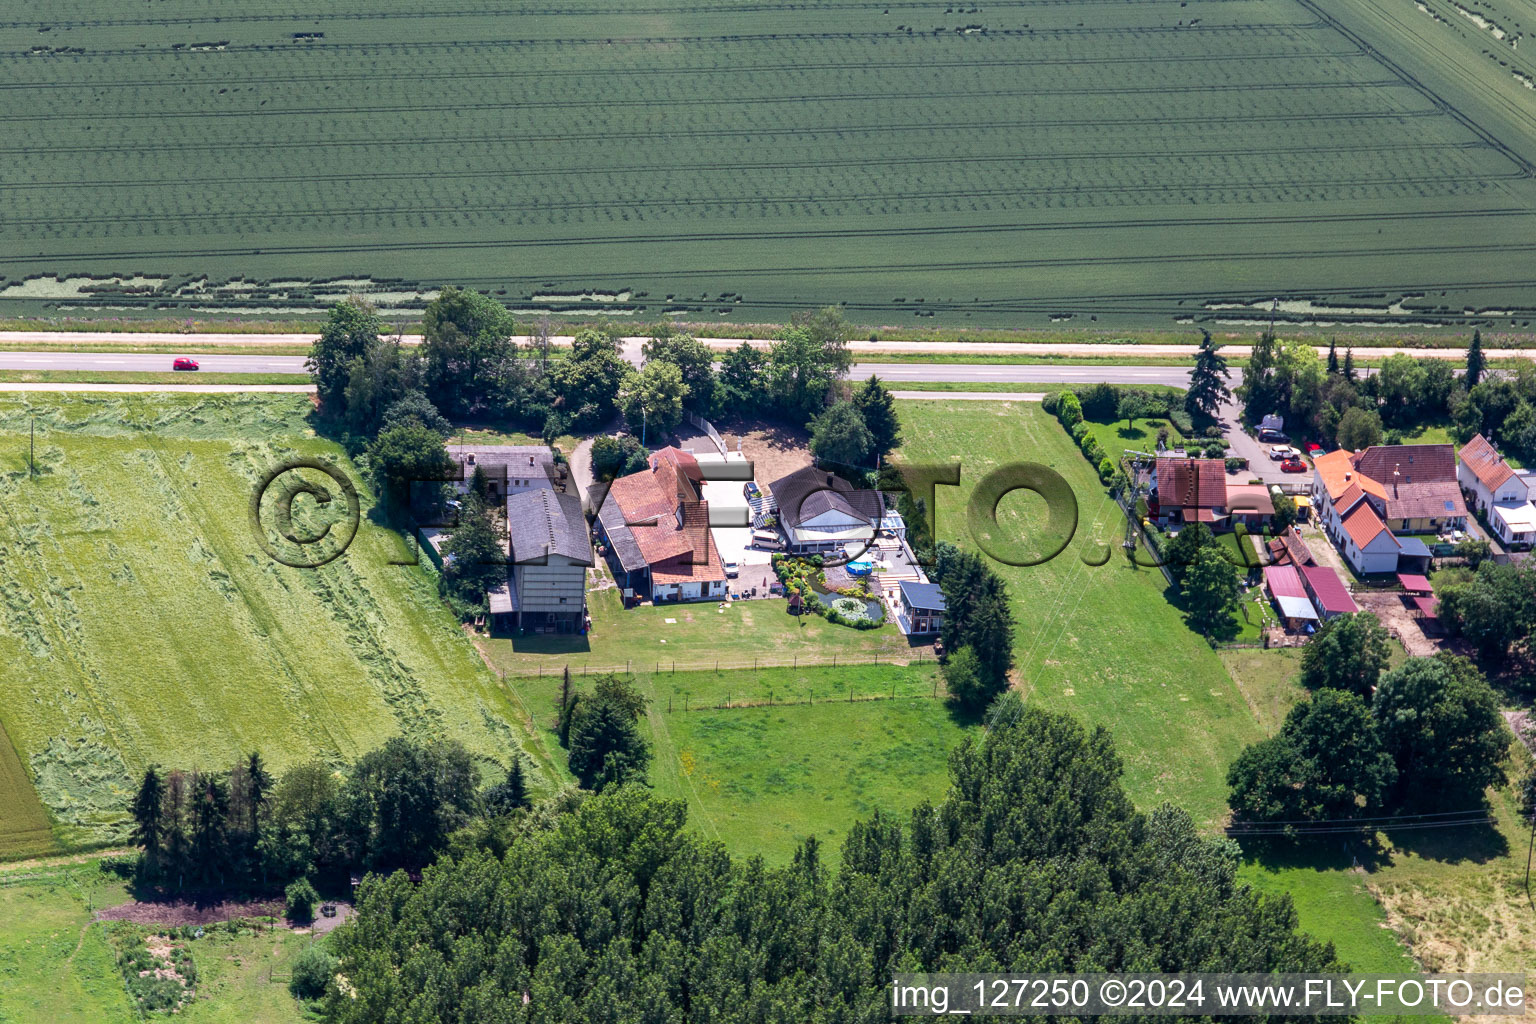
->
(751, 528, 782, 550)
(1258, 428, 1289, 443)
(172, 357, 199, 371)
(723, 560, 739, 578)
(1268, 445, 1300, 461)
(1280, 458, 1308, 473)
(1304, 442, 1324, 455)
(743, 481, 761, 500)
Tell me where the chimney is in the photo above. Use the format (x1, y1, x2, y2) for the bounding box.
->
(1394, 464, 1401, 498)
(1344, 471, 1351, 481)
(827, 472, 835, 487)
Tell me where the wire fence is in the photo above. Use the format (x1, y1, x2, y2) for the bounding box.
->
(502, 651, 940, 680)
(661, 683, 945, 713)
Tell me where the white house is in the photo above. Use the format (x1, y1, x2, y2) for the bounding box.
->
(766, 466, 882, 555)
(1337, 498, 1401, 574)
(1458, 434, 1536, 549)
(1458, 434, 1531, 509)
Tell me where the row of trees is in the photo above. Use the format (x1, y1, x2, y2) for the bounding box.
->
(1227, 614, 1509, 825)
(128, 739, 529, 887)
(1237, 329, 1508, 451)
(931, 543, 1016, 710)
(310, 294, 862, 446)
(325, 702, 1341, 1022)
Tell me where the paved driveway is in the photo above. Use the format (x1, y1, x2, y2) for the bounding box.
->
(1216, 398, 1312, 489)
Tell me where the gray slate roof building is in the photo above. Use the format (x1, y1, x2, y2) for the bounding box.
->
(898, 580, 946, 612)
(597, 493, 648, 573)
(446, 444, 556, 485)
(767, 466, 883, 528)
(507, 488, 592, 565)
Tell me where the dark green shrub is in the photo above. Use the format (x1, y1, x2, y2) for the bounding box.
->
(289, 943, 337, 1000)
(286, 878, 318, 924)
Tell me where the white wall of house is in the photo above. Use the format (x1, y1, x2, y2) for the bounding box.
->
(1458, 462, 1531, 512)
(1340, 532, 1399, 575)
(652, 579, 726, 602)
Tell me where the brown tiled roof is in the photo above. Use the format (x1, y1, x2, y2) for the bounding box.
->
(1343, 444, 1465, 521)
(1353, 444, 1457, 485)
(650, 527, 726, 585)
(1341, 500, 1397, 551)
(1459, 434, 1515, 492)
(604, 448, 714, 569)
(1382, 480, 1467, 522)
(1268, 526, 1314, 566)
(1155, 458, 1227, 510)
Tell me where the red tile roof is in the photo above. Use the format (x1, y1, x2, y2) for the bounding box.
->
(1299, 564, 1358, 616)
(1155, 458, 1227, 510)
(1459, 434, 1515, 492)
(1340, 500, 1397, 551)
(604, 447, 720, 576)
(1351, 444, 1467, 521)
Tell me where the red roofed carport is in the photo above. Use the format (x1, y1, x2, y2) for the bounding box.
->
(1397, 573, 1433, 594)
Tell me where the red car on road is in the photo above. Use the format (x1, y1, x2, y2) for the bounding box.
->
(172, 357, 199, 371)
(1280, 458, 1308, 473)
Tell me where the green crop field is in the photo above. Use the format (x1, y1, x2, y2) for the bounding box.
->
(0, 394, 545, 852)
(4, 0, 1536, 330)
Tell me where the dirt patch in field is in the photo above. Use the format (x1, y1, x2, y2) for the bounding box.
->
(1354, 591, 1442, 657)
(96, 894, 284, 926)
(714, 419, 813, 485)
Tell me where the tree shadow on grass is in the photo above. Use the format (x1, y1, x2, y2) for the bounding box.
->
(1237, 833, 1393, 875)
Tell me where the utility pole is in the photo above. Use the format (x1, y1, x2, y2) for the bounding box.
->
(1525, 801, 1535, 913)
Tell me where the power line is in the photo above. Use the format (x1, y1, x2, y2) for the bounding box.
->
(1226, 807, 1497, 828)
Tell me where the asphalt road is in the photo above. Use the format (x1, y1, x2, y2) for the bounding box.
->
(0, 351, 308, 373)
(847, 362, 1196, 386)
(0, 350, 1201, 387)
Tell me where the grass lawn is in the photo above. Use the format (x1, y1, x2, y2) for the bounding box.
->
(176, 924, 310, 1024)
(896, 399, 1264, 825)
(504, 663, 962, 863)
(479, 578, 927, 677)
(886, 381, 1184, 395)
(0, 857, 310, 1024)
(650, 698, 968, 862)
(1218, 648, 1307, 735)
(0, 394, 547, 851)
(0, 866, 135, 1023)
(1080, 414, 1188, 462)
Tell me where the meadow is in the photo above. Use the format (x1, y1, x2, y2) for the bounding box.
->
(0, 394, 547, 853)
(4, 0, 1536, 329)
(896, 399, 1266, 822)
(0, 856, 313, 1024)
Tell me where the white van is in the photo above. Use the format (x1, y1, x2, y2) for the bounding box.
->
(751, 529, 782, 550)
